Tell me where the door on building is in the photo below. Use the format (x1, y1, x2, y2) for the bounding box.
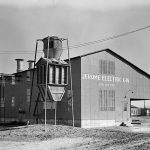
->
(122, 101, 128, 122)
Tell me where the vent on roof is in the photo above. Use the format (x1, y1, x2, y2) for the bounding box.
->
(15, 59, 24, 73)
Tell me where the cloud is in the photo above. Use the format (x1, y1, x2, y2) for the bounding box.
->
(60, 0, 150, 11)
(0, 0, 56, 7)
(0, 0, 150, 10)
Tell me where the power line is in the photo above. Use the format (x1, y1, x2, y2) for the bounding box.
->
(0, 51, 33, 52)
(68, 25, 150, 49)
(0, 52, 35, 54)
(0, 25, 150, 54)
(0, 50, 43, 54)
(0, 49, 67, 54)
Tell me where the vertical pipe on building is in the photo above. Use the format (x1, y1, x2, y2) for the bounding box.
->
(27, 60, 35, 69)
(67, 39, 74, 127)
(44, 36, 50, 132)
(15, 59, 24, 72)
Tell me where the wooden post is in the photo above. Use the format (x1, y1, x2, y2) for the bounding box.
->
(44, 36, 50, 132)
(66, 39, 74, 127)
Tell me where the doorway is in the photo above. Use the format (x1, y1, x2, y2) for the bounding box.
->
(130, 99, 150, 125)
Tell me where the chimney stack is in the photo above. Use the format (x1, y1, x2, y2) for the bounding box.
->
(27, 60, 35, 69)
(15, 59, 24, 73)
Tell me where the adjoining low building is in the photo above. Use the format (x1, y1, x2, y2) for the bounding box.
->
(131, 105, 141, 116)
(1, 48, 150, 128)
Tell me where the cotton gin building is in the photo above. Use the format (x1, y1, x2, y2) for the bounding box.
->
(1, 46, 150, 128)
(63, 49, 150, 128)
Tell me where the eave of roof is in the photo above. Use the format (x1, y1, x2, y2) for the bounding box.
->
(0, 73, 14, 77)
(12, 68, 35, 75)
(131, 105, 139, 108)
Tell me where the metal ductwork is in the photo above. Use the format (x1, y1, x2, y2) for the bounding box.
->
(42, 36, 63, 59)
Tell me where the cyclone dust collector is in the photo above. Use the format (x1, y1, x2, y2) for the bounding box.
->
(36, 36, 68, 102)
(29, 36, 70, 128)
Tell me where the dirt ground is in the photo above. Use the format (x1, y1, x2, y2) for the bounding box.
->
(1, 124, 150, 150)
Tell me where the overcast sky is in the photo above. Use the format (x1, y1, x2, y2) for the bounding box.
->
(0, 0, 150, 73)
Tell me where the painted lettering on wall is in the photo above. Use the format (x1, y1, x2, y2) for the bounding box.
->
(82, 73, 129, 83)
(98, 83, 115, 87)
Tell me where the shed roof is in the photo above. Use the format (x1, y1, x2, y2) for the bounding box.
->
(131, 105, 140, 109)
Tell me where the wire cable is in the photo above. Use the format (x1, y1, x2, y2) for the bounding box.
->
(0, 25, 150, 54)
(68, 25, 150, 49)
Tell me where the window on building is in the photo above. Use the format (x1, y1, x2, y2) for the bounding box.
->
(107, 90, 115, 111)
(11, 96, 15, 107)
(99, 89, 115, 111)
(11, 76, 15, 85)
(26, 71, 31, 81)
(27, 89, 30, 103)
(99, 60, 115, 75)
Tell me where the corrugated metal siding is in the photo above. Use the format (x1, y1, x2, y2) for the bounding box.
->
(59, 57, 81, 126)
(81, 51, 150, 127)
(71, 58, 81, 126)
(0, 70, 39, 123)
